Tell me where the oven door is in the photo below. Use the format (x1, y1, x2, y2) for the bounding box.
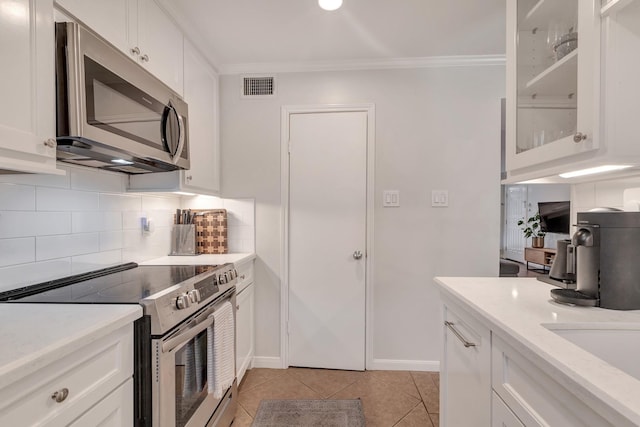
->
(152, 297, 235, 427)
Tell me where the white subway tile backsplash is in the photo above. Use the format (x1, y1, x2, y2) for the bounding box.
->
(0, 258, 72, 291)
(72, 250, 122, 274)
(572, 183, 596, 210)
(99, 231, 124, 251)
(142, 195, 180, 211)
(0, 184, 36, 211)
(595, 181, 626, 209)
(146, 210, 175, 228)
(36, 233, 99, 261)
(0, 211, 36, 238)
(72, 212, 103, 233)
(70, 167, 126, 193)
(100, 193, 142, 211)
(103, 211, 123, 231)
(181, 195, 224, 210)
(0, 237, 35, 267)
(0, 166, 255, 294)
(123, 211, 145, 230)
(35, 212, 72, 236)
(37, 187, 100, 211)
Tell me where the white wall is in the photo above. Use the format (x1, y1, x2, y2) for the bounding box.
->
(220, 65, 505, 368)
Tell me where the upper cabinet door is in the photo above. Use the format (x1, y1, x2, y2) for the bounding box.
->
(505, 0, 599, 179)
(137, 0, 184, 95)
(55, 0, 137, 59)
(183, 40, 220, 194)
(0, 0, 63, 174)
(56, 0, 183, 95)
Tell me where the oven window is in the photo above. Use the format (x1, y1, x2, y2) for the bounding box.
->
(175, 329, 209, 427)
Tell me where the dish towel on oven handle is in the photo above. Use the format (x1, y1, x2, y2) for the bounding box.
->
(208, 300, 235, 398)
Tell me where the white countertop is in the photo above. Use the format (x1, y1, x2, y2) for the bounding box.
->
(0, 304, 141, 388)
(140, 252, 255, 266)
(434, 277, 640, 425)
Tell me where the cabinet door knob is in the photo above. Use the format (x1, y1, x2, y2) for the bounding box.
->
(186, 175, 193, 181)
(353, 250, 363, 260)
(51, 388, 69, 403)
(43, 138, 56, 148)
(140, 54, 149, 62)
(236, 305, 240, 311)
(130, 46, 140, 55)
(573, 132, 587, 143)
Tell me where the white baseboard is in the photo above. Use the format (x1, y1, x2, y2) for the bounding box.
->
(250, 356, 439, 372)
(367, 359, 440, 372)
(251, 356, 283, 369)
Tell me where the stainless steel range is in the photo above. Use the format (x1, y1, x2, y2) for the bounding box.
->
(0, 262, 239, 427)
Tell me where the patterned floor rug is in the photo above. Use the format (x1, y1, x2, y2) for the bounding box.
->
(251, 399, 365, 427)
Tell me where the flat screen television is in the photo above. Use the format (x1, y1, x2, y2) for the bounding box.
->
(538, 201, 570, 234)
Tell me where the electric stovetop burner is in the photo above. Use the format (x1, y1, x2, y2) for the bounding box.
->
(0, 263, 219, 304)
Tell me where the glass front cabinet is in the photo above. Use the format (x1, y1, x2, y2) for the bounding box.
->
(505, 0, 600, 181)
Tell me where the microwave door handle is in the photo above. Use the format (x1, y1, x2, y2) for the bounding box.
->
(174, 112, 186, 164)
(162, 315, 214, 353)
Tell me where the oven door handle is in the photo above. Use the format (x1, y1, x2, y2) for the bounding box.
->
(162, 315, 213, 353)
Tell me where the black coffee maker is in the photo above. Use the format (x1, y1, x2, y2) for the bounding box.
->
(550, 211, 640, 310)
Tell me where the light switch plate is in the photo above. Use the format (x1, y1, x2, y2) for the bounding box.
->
(383, 190, 400, 207)
(432, 190, 449, 207)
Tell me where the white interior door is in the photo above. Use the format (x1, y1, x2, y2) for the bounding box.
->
(288, 110, 367, 371)
(504, 185, 527, 262)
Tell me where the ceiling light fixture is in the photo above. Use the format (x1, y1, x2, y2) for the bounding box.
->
(318, 0, 343, 11)
(558, 165, 632, 178)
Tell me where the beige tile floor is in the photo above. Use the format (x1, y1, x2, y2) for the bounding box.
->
(232, 368, 440, 427)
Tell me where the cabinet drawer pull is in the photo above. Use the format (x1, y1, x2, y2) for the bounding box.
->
(445, 321, 476, 348)
(51, 388, 69, 403)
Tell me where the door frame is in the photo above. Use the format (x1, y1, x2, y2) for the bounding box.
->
(280, 104, 376, 369)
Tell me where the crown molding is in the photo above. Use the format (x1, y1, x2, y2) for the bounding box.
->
(219, 54, 505, 75)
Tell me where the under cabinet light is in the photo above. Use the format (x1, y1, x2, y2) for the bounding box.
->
(559, 165, 632, 178)
(111, 159, 134, 165)
(174, 191, 196, 196)
(318, 0, 343, 11)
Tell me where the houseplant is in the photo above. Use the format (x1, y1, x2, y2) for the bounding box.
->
(518, 212, 546, 248)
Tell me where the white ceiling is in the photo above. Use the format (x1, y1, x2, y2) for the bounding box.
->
(161, 0, 506, 73)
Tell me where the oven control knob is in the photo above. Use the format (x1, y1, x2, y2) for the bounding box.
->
(232, 269, 238, 279)
(218, 273, 227, 284)
(175, 293, 191, 310)
(188, 289, 201, 303)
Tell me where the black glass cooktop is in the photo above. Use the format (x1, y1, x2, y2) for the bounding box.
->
(0, 263, 218, 304)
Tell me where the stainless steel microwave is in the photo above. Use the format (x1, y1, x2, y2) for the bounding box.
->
(55, 22, 189, 174)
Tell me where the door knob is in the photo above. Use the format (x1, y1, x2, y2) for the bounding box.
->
(353, 250, 363, 260)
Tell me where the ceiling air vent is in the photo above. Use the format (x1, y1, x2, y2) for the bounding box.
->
(242, 76, 276, 98)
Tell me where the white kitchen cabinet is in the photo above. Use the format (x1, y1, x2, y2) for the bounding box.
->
(55, 0, 184, 95)
(128, 39, 220, 195)
(69, 378, 133, 427)
(0, 323, 134, 426)
(504, 0, 600, 182)
(492, 392, 525, 427)
(440, 300, 491, 427)
(0, 0, 64, 175)
(505, 0, 640, 183)
(235, 260, 255, 383)
(492, 333, 617, 427)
